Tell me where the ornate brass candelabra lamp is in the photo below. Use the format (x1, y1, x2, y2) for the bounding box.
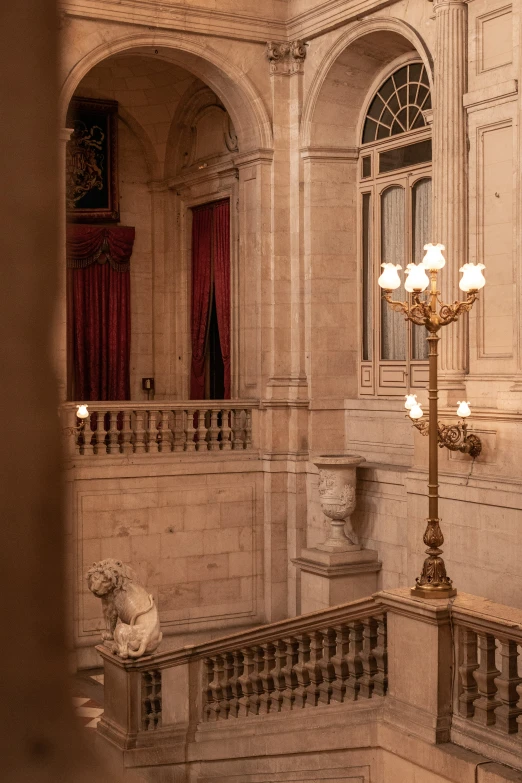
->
(378, 244, 486, 599)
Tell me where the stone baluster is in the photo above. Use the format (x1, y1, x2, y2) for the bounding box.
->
(158, 410, 172, 453)
(141, 670, 162, 731)
(330, 625, 350, 703)
(207, 655, 225, 721)
(318, 628, 336, 705)
(134, 409, 147, 454)
(473, 633, 502, 726)
(120, 410, 133, 455)
(82, 410, 96, 456)
(493, 638, 522, 733)
(196, 409, 208, 452)
(458, 627, 479, 718)
(202, 658, 215, 722)
(249, 646, 265, 716)
(432, 0, 469, 391)
(237, 647, 255, 717)
(359, 617, 378, 698)
(245, 408, 252, 449)
(185, 410, 197, 451)
(372, 614, 388, 697)
(208, 409, 220, 451)
(227, 650, 243, 719)
(281, 637, 298, 710)
(271, 639, 287, 713)
(258, 643, 276, 714)
(221, 409, 232, 450)
(147, 410, 159, 453)
(231, 409, 243, 450)
(107, 410, 120, 455)
(293, 634, 311, 708)
(304, 630, 324, 709)
(172, 410, 186, 452)
(346, 621, 364, 700)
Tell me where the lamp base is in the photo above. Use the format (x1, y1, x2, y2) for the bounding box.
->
(410, 584, 457, 599)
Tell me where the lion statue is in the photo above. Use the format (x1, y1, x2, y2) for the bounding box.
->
(86, 559, 162, 659)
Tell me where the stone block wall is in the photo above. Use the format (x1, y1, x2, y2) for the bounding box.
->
(68, 457, 265, 668)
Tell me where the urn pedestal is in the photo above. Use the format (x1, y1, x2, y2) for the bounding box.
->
(294, 455, 381, 613)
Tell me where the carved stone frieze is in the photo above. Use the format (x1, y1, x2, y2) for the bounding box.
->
(266, 40, 307, 74)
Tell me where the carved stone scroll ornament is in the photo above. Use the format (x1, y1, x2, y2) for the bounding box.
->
(86, 558, 162, 659)
(266, 40, 307, 74)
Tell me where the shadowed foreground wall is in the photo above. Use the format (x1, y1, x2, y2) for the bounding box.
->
(0, 2, 115, 780)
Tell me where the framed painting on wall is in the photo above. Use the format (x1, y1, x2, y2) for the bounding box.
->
(66, 97, 119, 222)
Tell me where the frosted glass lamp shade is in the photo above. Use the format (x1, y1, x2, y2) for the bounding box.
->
(409, 403, 424, 420)
(404, 263, 429, 292)
(76, 404, 89, 419)
(457, 401, 471, 418)
(422, 243, 446, 270)
(378, 263, 402, 290)
(404, 394, 417, 410)
(459, 263, 486, 292)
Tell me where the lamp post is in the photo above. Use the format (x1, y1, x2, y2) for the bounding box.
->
(378, 244, 486, 598)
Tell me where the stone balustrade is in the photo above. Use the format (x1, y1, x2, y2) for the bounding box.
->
(95, 589, 522, 781)
(61, 401, 257, 455)
(451, 596, 522, 770)
(96, 595, 387, 750)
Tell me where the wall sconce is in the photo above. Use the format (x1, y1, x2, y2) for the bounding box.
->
(63, 404, 90, 436)
(404, 395, 482, 458)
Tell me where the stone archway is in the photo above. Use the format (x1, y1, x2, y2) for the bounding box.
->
(60, 32, 272, 155)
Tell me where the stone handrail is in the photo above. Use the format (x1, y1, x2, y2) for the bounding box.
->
(450, 595, 522, 770)
(61, 400, 258, 455)
(96, 596, 387, 747)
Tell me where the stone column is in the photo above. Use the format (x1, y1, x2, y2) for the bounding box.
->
(263, 42, 310, 618)
(431, 0, 469, 396)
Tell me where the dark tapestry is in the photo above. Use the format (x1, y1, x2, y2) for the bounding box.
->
(66, 97, 119, 222)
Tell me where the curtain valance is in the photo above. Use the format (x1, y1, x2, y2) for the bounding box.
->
(66, 225, 135, 270)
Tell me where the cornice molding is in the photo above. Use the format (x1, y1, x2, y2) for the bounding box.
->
(60, 0, 285, 43)
(61, 0, 424, 45)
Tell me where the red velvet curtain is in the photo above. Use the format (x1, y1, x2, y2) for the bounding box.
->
(190, 205, 213, 400)
(212, 200, 231, 399)
(190, 199, 231, 399)
(67, 225, 134, 401)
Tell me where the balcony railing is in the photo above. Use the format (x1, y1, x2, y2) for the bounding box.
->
(62, 401, 258, 456)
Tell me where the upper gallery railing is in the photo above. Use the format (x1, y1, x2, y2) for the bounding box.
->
(61, 401, 258, 456)
(96, 596, 388, 749)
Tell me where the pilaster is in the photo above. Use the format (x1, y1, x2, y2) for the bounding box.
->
(431, 0, 469, 397)
(148, 181, 170, 398)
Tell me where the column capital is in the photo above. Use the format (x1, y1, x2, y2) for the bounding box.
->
(429, 0, 468, 8)
(266, 40, 307, 75)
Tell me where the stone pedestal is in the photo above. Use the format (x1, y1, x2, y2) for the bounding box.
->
(294, 547, 381, 613)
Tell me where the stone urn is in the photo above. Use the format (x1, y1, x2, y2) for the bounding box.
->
(313, 454, 365, 551)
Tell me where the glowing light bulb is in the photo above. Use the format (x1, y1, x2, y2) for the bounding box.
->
(422, 243, 446, 271)
(409, 403, 424, 420)
(76, 404, 89, 420)
(378, 263, 402, 290)
(459, 263, 486, 292)
(404, 394, 417, 410)
(457, 401, 471, 418)
(404, 263, 429, 293)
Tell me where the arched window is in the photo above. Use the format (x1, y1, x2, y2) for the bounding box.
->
(359, 62, 432, 397)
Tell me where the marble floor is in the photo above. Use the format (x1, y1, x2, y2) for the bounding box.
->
(73, 671, 104, 729)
